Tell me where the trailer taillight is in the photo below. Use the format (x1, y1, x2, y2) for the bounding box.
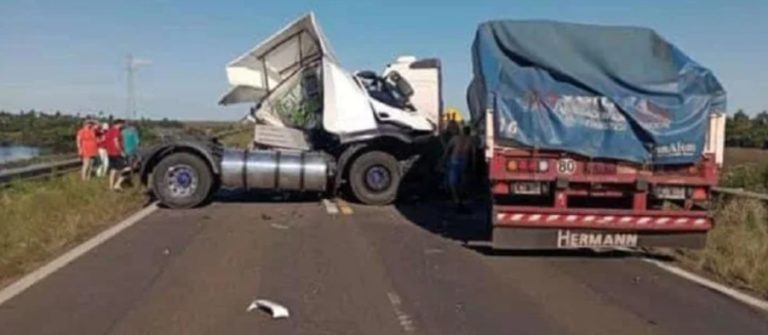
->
(691, 187, 708, 200)
(507, 159, 549, 173)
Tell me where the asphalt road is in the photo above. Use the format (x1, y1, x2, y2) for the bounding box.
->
(1, 193, 767, 335)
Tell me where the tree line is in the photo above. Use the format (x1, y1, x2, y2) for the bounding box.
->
(0, 110, 185, 153)
(725, 109, 768, 149)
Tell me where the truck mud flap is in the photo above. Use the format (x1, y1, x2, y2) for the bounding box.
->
(492, 227, 707, 250)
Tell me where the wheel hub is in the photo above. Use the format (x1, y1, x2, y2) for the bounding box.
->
(166, 165, 198, 198)
(365, 165, 391, 192)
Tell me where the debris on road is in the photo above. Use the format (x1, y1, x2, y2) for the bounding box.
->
(247, 299, 290, 319)
(163, 248, 170, 256)
(270, 223, 289, 230)
(261, 214, 272, 221)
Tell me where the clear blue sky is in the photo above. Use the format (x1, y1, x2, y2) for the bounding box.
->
(0, 0, 766, 120)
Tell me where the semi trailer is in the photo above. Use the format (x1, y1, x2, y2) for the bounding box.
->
(469, 20, 726, 249)
(140, 14, 443, 208)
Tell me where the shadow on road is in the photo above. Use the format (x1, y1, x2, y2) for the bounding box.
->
(394, 194, 674, 262)
(214, 188, 324, 204)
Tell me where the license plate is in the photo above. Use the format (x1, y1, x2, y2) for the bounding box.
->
(557, 230, 638, 248)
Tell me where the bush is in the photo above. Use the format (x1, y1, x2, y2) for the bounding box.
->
(721, 164, 768, 192)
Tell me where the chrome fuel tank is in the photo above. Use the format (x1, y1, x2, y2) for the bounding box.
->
(220, 149, 332, 192)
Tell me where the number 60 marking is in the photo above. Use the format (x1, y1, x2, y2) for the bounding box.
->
(557, 158, 576, 175)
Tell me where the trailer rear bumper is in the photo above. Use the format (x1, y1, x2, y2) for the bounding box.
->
(492, 227, 707, 250)
(491, 206, 711, 249)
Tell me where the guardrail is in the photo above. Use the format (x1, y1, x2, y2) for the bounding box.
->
(712, 187, 768, 201)
(0, 127, 250, 186)
(0, 158, 81, 186)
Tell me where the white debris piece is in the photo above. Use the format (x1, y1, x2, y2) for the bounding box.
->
(270, 223, 290, 230)
(247, 299, 290, 319)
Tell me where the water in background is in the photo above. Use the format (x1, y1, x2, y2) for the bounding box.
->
(0, 145, 41, 164)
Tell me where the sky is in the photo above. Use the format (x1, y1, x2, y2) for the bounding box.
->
(0, 0, 766, 120)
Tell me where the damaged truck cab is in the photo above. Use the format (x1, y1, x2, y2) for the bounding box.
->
(141, 14, 443, 208)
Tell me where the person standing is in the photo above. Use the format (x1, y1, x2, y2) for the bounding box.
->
(104, 120, 125, 190)
(96, 122, 109, 177)
(443, 125, 475, 210)
(76, 120, 98, 181)
(115, 122, 140, 190)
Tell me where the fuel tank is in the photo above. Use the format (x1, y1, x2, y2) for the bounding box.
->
(220, 149, 332, 192)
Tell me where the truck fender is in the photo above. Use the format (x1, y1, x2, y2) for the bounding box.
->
(333, 143, 367, 193)
(139, 141, 220, 186)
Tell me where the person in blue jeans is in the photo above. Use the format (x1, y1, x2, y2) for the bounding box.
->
(443, 125, 475, 210)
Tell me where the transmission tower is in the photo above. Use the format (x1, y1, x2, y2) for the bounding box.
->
(125, 54, 151, 119)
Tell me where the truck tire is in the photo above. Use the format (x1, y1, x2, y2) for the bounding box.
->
(151, 152, 214, 209)
(349, 151, 401, 205)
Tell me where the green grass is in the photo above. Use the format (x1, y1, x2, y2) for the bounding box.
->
(0, 174, 144, 286)
(676, 148, 768, 298)
(684, 198, 768, 298)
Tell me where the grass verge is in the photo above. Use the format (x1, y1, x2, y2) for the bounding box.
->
(0, 174, 145, 287)
(681, 198, 768, 298)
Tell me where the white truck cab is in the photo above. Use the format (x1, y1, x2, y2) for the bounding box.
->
(141, 13, 444, 208)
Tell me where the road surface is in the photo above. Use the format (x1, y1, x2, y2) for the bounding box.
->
(1, 192, 767, 334)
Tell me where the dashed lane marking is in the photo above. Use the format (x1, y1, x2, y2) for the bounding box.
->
(336, 199, 354, 215)
(322, 199, 339, 215)
(386, 292, 416, 333)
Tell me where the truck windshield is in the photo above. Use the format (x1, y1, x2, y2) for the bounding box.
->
(356, 72, 413, 110)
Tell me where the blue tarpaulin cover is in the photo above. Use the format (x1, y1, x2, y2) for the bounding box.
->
(467, 20, 726, 165)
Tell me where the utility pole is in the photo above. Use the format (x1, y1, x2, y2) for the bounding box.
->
(125, 54, 151, 119)
(126, 54, 135, 119)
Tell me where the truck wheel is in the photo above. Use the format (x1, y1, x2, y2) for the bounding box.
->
(349, 151, 401, 205)
(152, 152, 214, 209)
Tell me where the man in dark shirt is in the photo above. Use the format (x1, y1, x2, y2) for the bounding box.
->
(104, 120, 125, 190)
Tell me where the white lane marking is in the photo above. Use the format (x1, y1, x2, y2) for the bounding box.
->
(642, 258, 768, 312)
(322, 199, 339, 215)
(0, 203, 159, 306)
(386, 292, 416, 333)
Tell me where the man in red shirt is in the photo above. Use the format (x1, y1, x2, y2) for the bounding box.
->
(104, 120, 126, 190)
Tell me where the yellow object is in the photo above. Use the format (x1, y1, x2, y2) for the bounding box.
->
(443, 107, 464, 123)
